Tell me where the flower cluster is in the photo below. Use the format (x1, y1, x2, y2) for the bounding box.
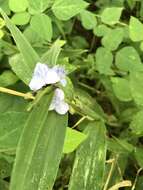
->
(29, 63, 69, 115)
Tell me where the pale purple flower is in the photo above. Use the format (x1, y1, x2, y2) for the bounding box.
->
(29, 63, 67, 91)
(49, 88, 69, 115)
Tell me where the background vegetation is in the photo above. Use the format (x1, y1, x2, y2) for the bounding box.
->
(1, 0, 143, 189)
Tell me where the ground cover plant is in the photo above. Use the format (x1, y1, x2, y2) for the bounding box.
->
(1, 0, 143, 189)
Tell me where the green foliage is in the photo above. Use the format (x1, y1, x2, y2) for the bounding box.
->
(130, 110, 143, 136)
(52, 0, 88, 20)
(102, 28, 124, 50)
(95, 47, 113, 75)
(130, 72, 143, 106)
(0, 70, 18, 87)
(0, 9, 40, 84)
(1, 0, 143, 189)
(111, 77, 132, 102)
(10, 93, 68, 190)
(30, 14, 52, 41)
(11, 12, 31, 26)
(69, 121, 106, 190)
(100, 7, 123, 25)
(28, 0, 52, 14)
(0, 112, 28, 152)
(115, 46, 143, 72)
(80, 10, 97, 30)
(129, 16, 143, 42)
(63, 127, 86, 154)
(9, 0, 28, 13)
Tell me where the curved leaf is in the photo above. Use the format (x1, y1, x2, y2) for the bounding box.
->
(10, 93, 68, 190)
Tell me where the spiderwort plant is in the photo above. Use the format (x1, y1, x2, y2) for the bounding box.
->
(29, 62, 69, 115)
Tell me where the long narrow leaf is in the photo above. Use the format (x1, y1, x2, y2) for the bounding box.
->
(10, 93, 68, 190)
(0, 9, 40, 84)
(69, 121, 107, 190)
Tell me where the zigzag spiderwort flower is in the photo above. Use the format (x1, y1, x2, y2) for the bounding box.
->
(29, 63, 69, 115)
(49, 88, 69, 115)
(29, 63, 67, 91)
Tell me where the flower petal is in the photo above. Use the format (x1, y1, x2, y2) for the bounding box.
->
(34, 63, 49, 78)
(55, 101, 69, 115)
(49, 88, 64, 110)
(54, 88, 65, 101)
(45, 69, 60, 84)
(49, 88, 69, 114)
(53, 65, 66, 79)
(29, 63, 50, 90)
(53, 65, 67, 86)
(29, 75, 46, 91)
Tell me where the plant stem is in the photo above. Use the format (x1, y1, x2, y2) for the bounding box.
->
(0, 87, 35, 100)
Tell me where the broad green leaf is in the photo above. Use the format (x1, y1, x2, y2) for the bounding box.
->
(130, 72, 143, 106)
(0, 90, 28, 113)
(28, 0, 52, 14)
(0, 112, 28, 152)
(111, 77, 132, 102)
(69, 121, 107, 190)
(95, 47, 113, 75)
(52, 0, 88, 21)
(115, 46, 143, 72)
(0, 158, 12, 178)
(0, 9, 40, 84)
(63, 127, 86, 154)
(102, 28, 124, 51)
(10, 93, 68, 190)
(129, 16, 143, 42)
(93, 24, 111, 37)
(11, 12, 30, 25)
(101, 7, 123, 25)
(24, 26, 44, 45)
(130, 110, 143, 136)
(41, 39, 65, 65)
(80, 10, 97, 30)
(9, 0, 28, 13)
(0, 70, 18, 87)
(30, 14, 53, 41)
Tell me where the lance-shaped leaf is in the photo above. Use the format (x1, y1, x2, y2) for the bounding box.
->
(69, 121, 107, 190)
(40, 39, 66, 66)
(0, 112, 28, 153)
(10, 93, 68, 190)
(0, 9, 40, 84)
